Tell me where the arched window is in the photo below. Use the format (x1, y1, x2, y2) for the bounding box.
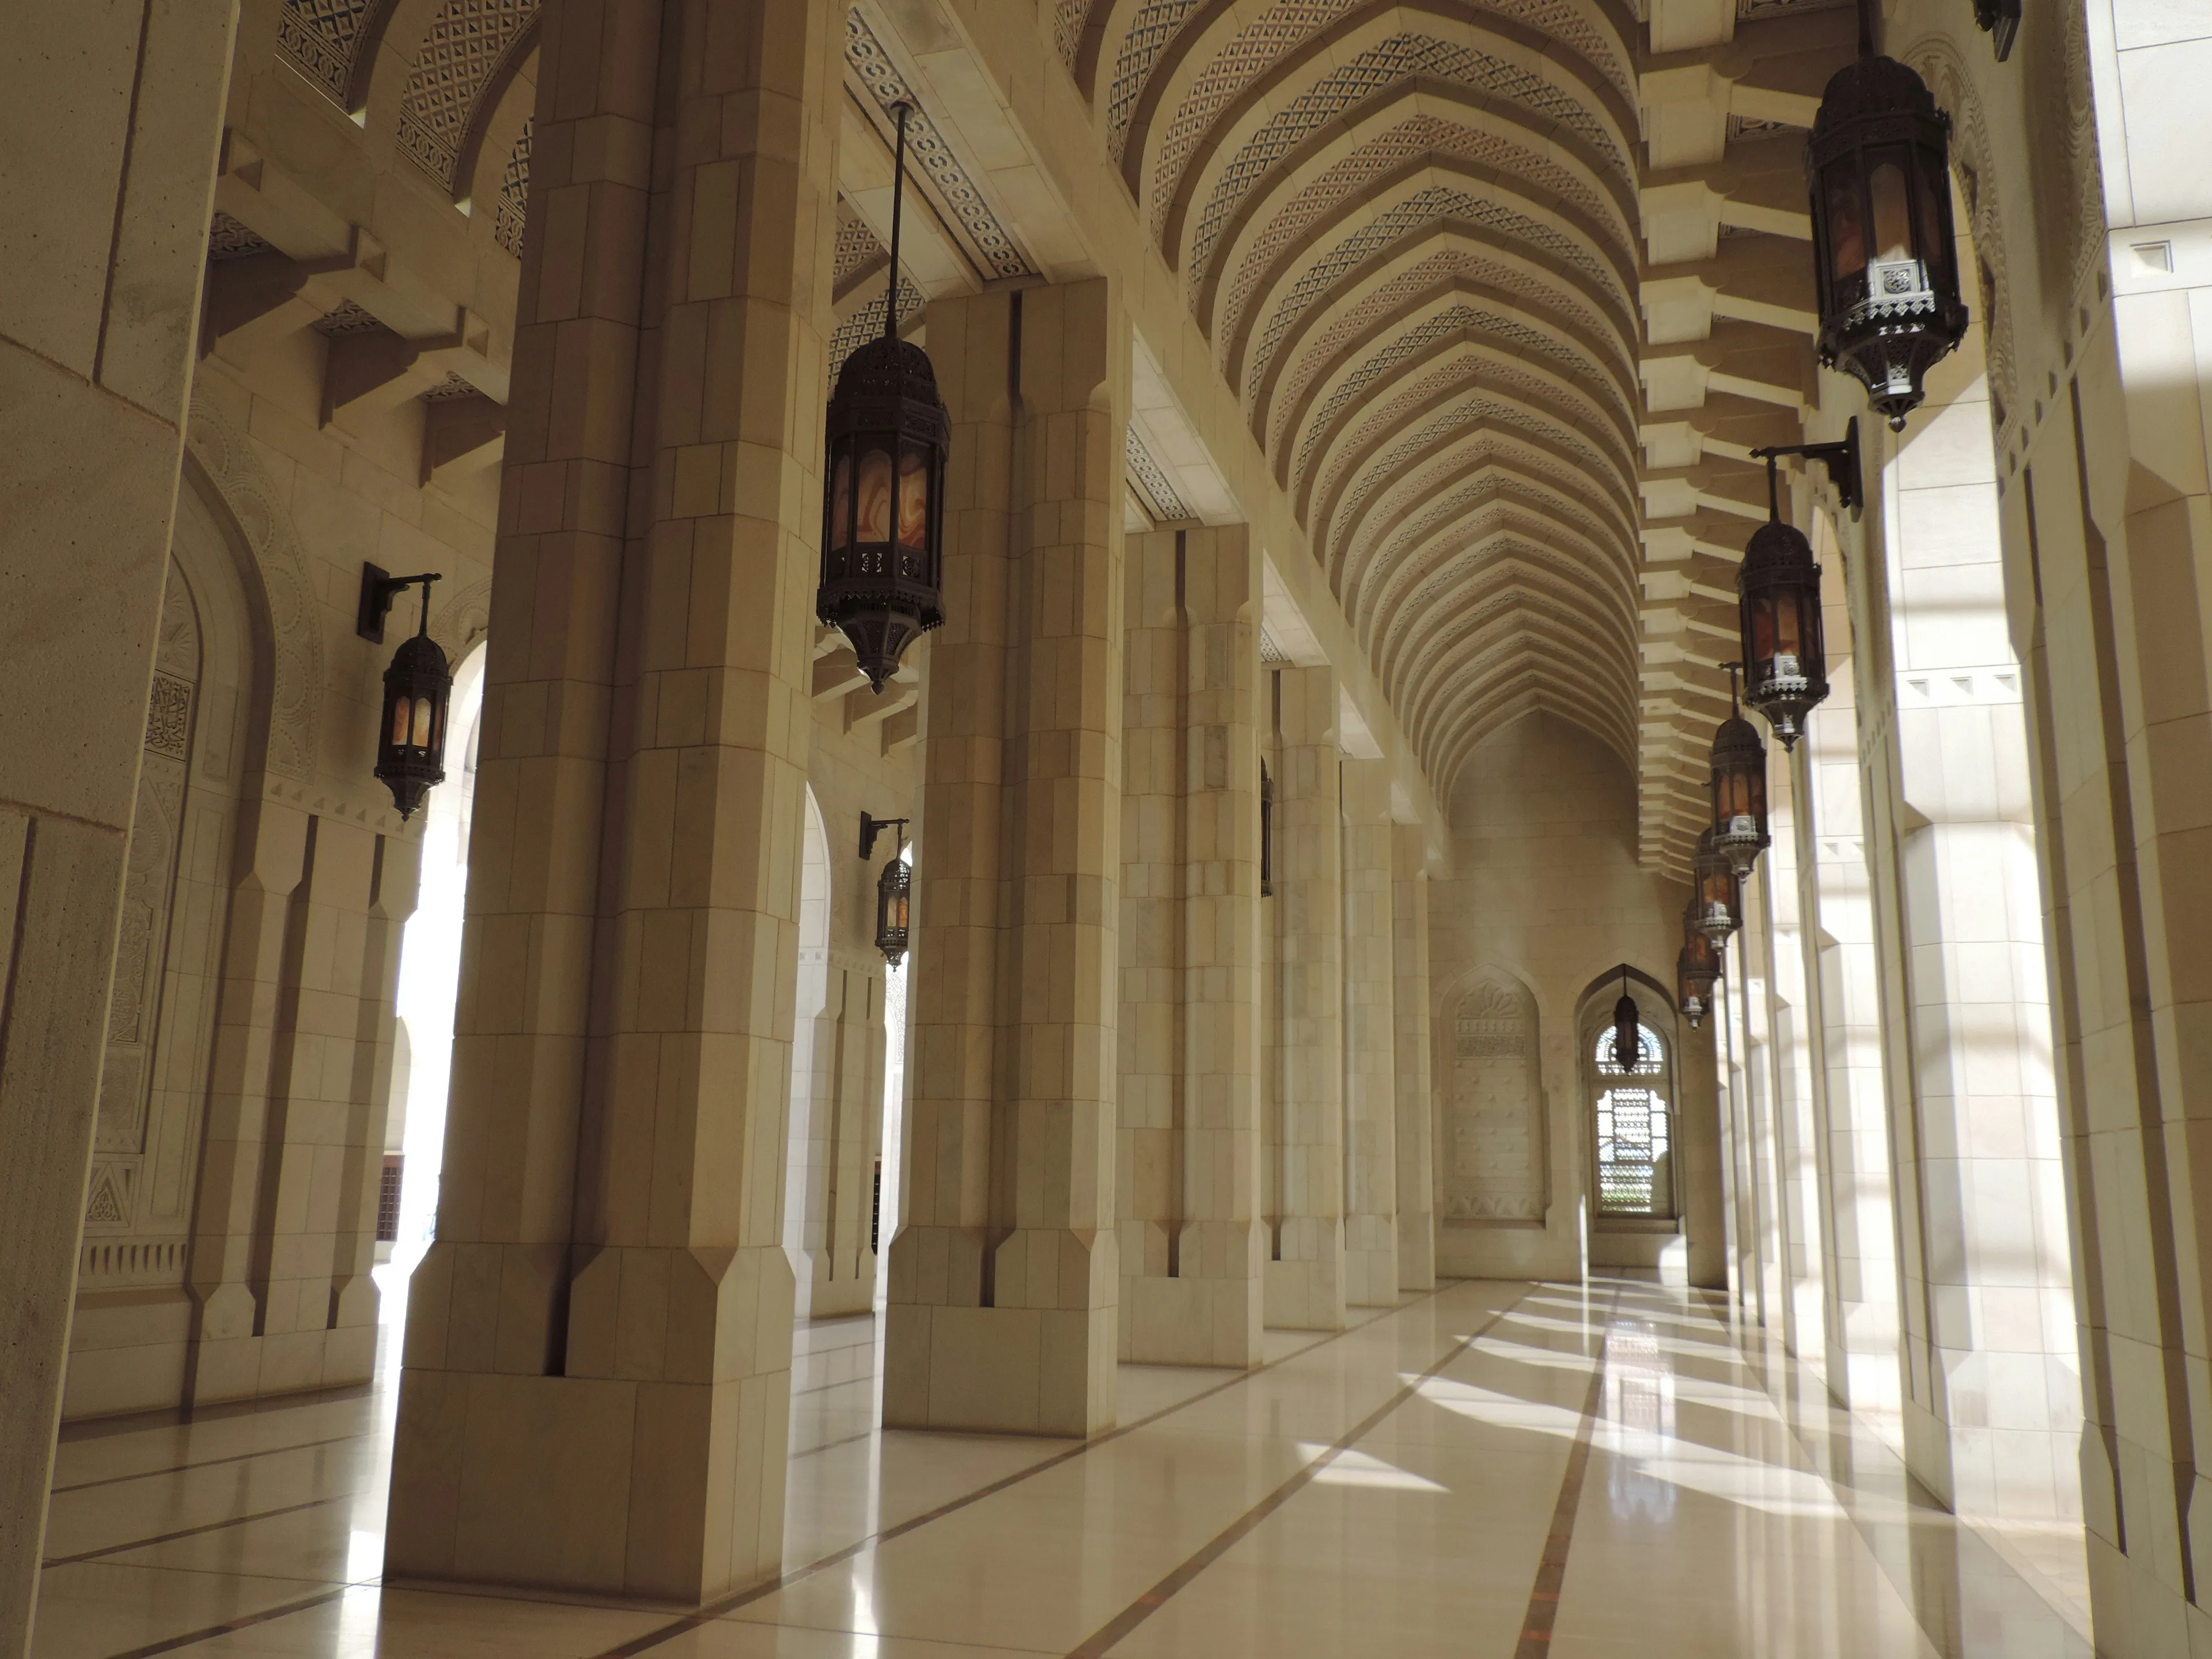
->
(1592, 1024, 1674, 1219)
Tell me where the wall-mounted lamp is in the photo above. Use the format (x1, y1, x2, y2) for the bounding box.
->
(1972, 0, 2018, 62)
(1709, 662, 1770, 878)
(1736, 426, 1859, 750)
(860, 811, 912, 965)
(357, 563, 449, 821)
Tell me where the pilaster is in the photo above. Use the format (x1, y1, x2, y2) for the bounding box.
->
(1392, 824, 1435, 1291)
(887, 279, 1129, 1435)
(1118, 523, 1264, 1367)
(1340, 759, 1398, 1306)
(1264, 665, 1345, 1331)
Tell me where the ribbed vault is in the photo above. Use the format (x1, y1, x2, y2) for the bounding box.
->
(1084, 0, 1642, 795)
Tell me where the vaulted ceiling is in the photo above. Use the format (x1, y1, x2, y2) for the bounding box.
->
(255, 0, 1856, 870)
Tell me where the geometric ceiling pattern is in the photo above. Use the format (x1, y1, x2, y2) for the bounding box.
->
(1077, 0, 1645, 793)
(397, 0, 534, 189)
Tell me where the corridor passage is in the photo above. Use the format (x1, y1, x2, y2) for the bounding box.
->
(32, 1281, 2089, 1659)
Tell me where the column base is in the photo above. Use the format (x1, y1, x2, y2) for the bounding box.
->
(1264, 1257, 1346, 1330)
(387, 1242, 793, 1603)
(1398, 1208, 1437, 1292)
(883, 1300, 1115, 1434)
(1122, 1274, 1263, 1366)
(1345, 1215, 1400, 1306)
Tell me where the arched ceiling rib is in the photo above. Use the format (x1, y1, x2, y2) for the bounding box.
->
(1070, 0, 1641, 799)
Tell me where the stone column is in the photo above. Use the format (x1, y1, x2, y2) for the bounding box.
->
(1756, 750, 1828, 1375)
(1118, 524, 1264, 1367)
(1392, 823, 1435, 1291)
(888, 281, 1128, 1435)
(388, 0, 842, 1601)
(1264, 666, 1345, 1331)
(1339, 759, 1397, 1306)
(793, 953, 887, 1317)
(186, 816, 412, 1400)
(0, 8, 234, 1652)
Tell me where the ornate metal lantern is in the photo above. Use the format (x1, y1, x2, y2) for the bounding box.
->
(1692, 828, 1741, 947)
(860, 811, 913, 964)
(1710, 663, 1770, 877)
(357, 564, 449, 821)
(1806, 1, 1969, 430)
(1736, 433, 1856, 751)
(819, 101, 949, 691)
(1678, 924, 1722, 1030)
(876, 854, 912, 966)
(1609, 970, 1641, 1072)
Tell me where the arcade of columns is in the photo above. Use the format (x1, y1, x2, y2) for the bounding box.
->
(5, 0, 2212, 1655)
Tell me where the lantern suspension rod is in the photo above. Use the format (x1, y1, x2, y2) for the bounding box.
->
(355, 562, 444, 643)
(883, 101, 913, 344)
(1749, 416, 1864, 518)
(1854, 0, 1873, 59)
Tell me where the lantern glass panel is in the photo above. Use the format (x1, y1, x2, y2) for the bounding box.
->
(390, 696, 411, 745)
(829, 454, 853, 552)
(897, 441, 929, 554)
(410, 697, 434, 748)
(1869, 157, 1912, 262)
(856, 446, 893, 547)
(1824, 160, 1865, 291)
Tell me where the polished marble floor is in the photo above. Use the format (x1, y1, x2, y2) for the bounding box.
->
(31, 1278, 2094, 1658)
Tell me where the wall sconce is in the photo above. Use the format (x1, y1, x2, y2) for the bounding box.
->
(1737, 426, 1859, 750)
(1692, 828, 1741, 947)
(1610, 969, 1641, 1071)
(357, 563, 449, 821)
(1710, 662, 1770, 878)
(1972, 0, 2018, 61)
(1260, 761, 1274, 897)
(1679, 917, 1723, 1029)
(861, 812, 912, 965)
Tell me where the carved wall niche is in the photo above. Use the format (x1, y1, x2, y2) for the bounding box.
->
(1439, 974, 1547, 1222)
(87, 560, 202, 1232)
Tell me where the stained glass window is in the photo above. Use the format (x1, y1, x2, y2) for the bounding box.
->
(1593, 1024, 1673, 1218)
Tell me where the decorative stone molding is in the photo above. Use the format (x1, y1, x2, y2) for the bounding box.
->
(184, 399, 324, 786)
(1125, 427, 1192, 521)
(278, 0, 372, 103)
(845, 11, 1036, 280)
(397, 0, 535, 191)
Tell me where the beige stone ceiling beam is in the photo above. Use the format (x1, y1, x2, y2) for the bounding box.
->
(1358, 497, 1622, 652)
(1218, 156, 1637, 392)
(1278, 294, 1634, 491)
(1390, 566, 1639, 744)
(1331, 435, 1633, 590)
(1256, 255, 1636, 454)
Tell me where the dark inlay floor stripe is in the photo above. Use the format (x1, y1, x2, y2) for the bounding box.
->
(94, 1587, 353, 1659)
(587, 1286, 1462, 1659)
(50, 1434, 365, 1495)
(1512, 1286, 1618, 1658)
(43, 1493, 358, 1568)
(1063, 1283, 1536, 1658)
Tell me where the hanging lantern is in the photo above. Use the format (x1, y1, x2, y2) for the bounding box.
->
(1737, 456, 1831, 752)
(1692, 828, 1740, 947)
(1609, 971, 1641, 1072)
(875, 853, 912, 966)
(819, 101, 949, 691)
(1678, 925, 1722, 1031)
(1710, 663, 1770, 877)
(357, 564, 450, 821)
(1805, 0, 1969, 430)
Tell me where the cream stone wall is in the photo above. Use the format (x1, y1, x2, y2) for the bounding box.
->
(1339, 757, 1400, 1306)
(1429, 715, 1724, 1288)
(0, 7, 237, 1649)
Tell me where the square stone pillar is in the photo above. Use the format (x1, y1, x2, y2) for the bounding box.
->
(0, 7, 234, 1651)
(389, 0, 843, 1602)
(1392, 823, 1436, 1291)
(1264, 666, 1345, 1330)
(1118, 524, 1264, 1367)
(1339, 759, 1398, 1306)
(887, 281, 1128, 1435)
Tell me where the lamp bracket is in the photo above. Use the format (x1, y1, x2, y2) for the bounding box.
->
(860, 812, 909, 861)
(1751, 417, 1862, 520)
(357, 563, 444, 643)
